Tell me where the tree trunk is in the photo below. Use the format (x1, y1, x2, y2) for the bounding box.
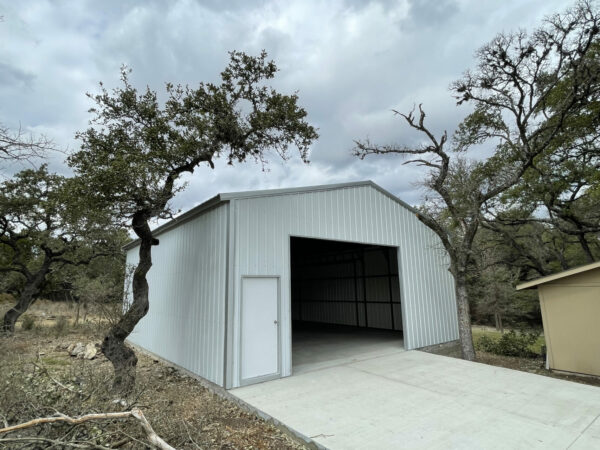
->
(75, 300, 81, 326)
(2, 260, 51, 333)
(455, 272, 476, 361)
(577, 234, 595, 263)
(101, 213, 157, 394)
(494, 312, 503, 333)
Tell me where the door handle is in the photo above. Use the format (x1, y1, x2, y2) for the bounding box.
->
(274, 320, 278, 325)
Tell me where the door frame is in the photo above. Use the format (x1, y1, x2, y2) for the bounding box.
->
(238, 275, 282, 386)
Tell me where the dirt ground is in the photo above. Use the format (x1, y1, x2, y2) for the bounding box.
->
(0, 300, 308, 449)
(422, 339, 600, 388)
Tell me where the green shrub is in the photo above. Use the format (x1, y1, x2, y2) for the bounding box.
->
(21, 315, 36, 330)
(476, 335, 496, 353)
(53, 316, 70, 336)
(475, 329, 541, 358)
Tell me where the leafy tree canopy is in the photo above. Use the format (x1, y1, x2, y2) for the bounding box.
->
(69, 51, 317, 223)
(0, 166, 120, 331)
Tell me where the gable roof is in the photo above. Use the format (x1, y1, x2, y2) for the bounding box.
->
(516, 261, 600, 290)
(123, 180, 417, 250)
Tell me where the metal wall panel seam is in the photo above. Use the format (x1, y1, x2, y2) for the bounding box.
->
(401, 211, 414, 349)
(225, 199, 236, 389)
(420, 221, 434, 346)
(427, 246, 439, 343)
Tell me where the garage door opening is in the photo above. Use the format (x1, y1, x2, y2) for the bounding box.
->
(290, 237, 404, 374)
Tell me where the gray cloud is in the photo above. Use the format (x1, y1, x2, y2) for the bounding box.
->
(0, 0, 569, 212)
(406, 0, 459, 28)
(0, 62, 35, 88)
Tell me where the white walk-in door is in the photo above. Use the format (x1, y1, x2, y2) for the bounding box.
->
(241, 277, 279, 381)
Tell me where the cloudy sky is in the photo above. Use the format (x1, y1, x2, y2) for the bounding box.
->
(0, 0, 569, 213)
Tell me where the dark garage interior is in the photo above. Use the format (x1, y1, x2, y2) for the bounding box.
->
(290, 237, 404, 372)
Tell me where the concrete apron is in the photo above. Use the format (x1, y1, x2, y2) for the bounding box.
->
(231, 350, 600, 449)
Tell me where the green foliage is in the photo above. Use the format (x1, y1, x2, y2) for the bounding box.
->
(42, 229, 128, 304)
(0, 166, 121, 278)
(68, 51, 318, 223)
(0, 165, 124, 330)
(475, 329, 542, 358)
(72, 272, 125, 306)
(53, 316, 69, 336)
(489, 39, 600, 264)
(21, 314, 35, 330)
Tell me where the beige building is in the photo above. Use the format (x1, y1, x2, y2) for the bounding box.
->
(517, 261, 600, 377)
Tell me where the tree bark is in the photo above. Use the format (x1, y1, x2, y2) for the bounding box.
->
(455, 271, 476, 361)
(74, 301, 81, 326)
(2, 258, 51, 333)
(494, 312, 503, 333)
(577, 233, 595, 263)
(101, 212, 157, 394)
(493, 284, 503, 333)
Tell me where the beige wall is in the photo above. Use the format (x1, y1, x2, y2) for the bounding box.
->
(538, 268, 600, 376)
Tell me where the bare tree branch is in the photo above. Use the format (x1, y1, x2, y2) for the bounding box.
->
(0, 123, 58, 167)
(0, 408, 175, 450)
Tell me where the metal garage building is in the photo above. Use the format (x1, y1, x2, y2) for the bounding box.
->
(124, 181, 458, 389)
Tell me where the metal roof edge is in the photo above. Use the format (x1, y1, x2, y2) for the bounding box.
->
(516, 260, 600, 290)
(122, 194, 225, 250)
(122, 180, 418, 251)
(221, 180, 418, 214)
(219, 180, 373, 200)
(365, 181, 418, 215)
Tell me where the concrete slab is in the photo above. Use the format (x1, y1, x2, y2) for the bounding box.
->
(292, 326, 404, 374)
(232, 350, 600, 449)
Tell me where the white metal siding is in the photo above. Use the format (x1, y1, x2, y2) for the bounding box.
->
(229, 185, 458, 387)
(126, 203, 228, 386)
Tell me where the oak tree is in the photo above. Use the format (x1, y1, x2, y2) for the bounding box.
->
(354, 1, 600, 360)
(68, 51, 318, 393)
(0, 166, 117, 332)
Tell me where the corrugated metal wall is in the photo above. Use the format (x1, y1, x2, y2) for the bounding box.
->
(228, 184, 458, 387)
(291, 242, 402, 330)
(126, 203, 228, 386)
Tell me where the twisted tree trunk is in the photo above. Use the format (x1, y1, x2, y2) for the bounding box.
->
(2, 257, 51, 333)
(101, 212, 157, 394)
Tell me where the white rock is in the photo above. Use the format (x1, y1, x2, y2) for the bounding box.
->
(70, 342, 85, 357)
(82, 343, 97, 360)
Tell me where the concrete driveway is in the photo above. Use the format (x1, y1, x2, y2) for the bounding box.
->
(232, 350, 600, 449)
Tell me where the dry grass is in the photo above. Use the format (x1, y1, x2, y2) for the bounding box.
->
(0, 300, 307, 449)
(0, 298, 103, 330)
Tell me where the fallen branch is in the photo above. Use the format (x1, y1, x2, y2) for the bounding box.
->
(131, 408, 175, 450)
(0, 408, 175, 450)
(0, 436, 107, 449)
